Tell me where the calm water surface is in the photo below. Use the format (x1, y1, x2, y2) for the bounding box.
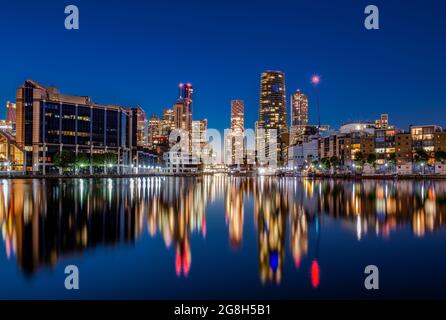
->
(1, 176, 446, 299)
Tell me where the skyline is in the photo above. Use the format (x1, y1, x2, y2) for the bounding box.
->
(1, 0, 446, 133)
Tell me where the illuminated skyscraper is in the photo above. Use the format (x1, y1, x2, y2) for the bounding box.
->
(192, 119, 209, 163)
(174, 100, 192, 132)
(148, 114, 161, 148)
(290, 90, 308, 127)
(258, 71, 289, 165)
(174, 83, 193, 132)
(290, 90, 308, 145)
(162, 108, 175, 136)
(227, 100, 245, 166)
(231, 100, 244, 130)
(136, 107, 148, 148)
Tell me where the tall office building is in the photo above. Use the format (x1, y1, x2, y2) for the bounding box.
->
(148, 114, 161, 148)
(192, 119, 209, 163)
(231, 100, 244, 130)
(15, 80, 139, 173)
(174, 83, 193, 132)
(258, 71, 289, 165)
(179, 83, 193, 103)
(290, 90, 308, 127)
(162, 108, 175, 136)
(136, 107, 148, 148)
(290, 90, 308, 145)
(227, 100, 245, 166)
(174, 100, 192, 132)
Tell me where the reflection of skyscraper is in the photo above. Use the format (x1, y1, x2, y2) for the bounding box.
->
(290, 207, 308, 269)
(258, 71, 289, 165)
(145, 177, 210, 277)
(0, 179, 143, 275)
(225, 178, 245, 248)
(254, 178, 287, 284)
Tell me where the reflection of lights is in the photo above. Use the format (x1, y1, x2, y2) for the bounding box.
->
(270, 251, 279, 272)
(175, 250, 182, 277)
(311, 260, 320, 288)
(356, 215, 362, 241)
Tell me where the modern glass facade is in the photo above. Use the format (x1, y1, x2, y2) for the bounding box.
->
(258, 71, 289, 165)
(15, 80, 140, 173)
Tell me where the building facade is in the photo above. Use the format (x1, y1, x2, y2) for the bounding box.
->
(258, 71, 289, 166)
(288, 135, 319, 169)
(374, 128, 400, 164)
(15, 80, 140, 173)
(290, 90, 308, 145)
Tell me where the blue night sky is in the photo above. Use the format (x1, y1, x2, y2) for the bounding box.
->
(0, 0, 445, 132)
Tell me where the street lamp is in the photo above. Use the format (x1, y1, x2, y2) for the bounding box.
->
(311, 75, 321, 132)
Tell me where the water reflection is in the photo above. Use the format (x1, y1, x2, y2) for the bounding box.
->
(0, 177, 446, 285)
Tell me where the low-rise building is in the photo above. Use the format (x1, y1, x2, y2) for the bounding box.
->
(396, 132, 412, 164)
(288, 135, 319, 169)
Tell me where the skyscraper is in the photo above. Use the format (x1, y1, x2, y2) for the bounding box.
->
(258, 71, 289, 165)
(231, 100, 244, 130)
(290, 90, 309, 145)
(148, 114, 161, 148)
(162, 108, 175, 136)
(228, 100, 245, 166)
(174, 83, 193, 132)
(192, 119, 209, 163)
(174, 100, 192, 132)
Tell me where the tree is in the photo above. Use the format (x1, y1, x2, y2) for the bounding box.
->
(366, 153, 377, 167)
(103, 152, 118, 166)
(388, 152, 397, 166)
(435, 150, 446, 164)
(320, 157, 331, 170)
(354, 152, 365, 167)
(91, 152, 118, 174)
(414, 149, 429, 164)
(329, 156, 340, 169)
(92, 153, 105, 167)
(53, 150, 76, 172)
(75, 153, 90, 168)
